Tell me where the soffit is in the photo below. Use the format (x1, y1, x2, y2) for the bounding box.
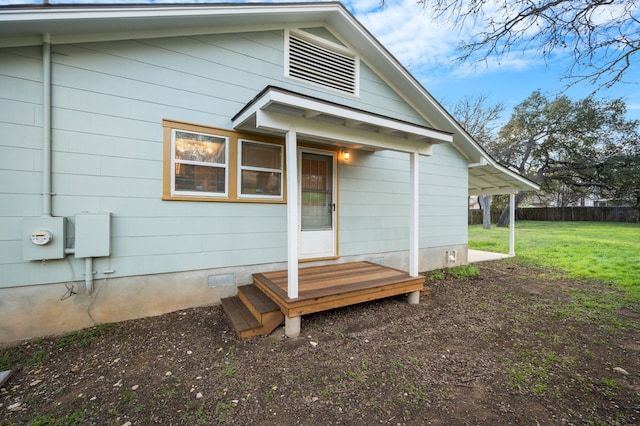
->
(469, 163, 539, 196)
(232, 86, 453, 153)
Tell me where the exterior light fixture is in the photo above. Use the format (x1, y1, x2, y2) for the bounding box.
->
(342, 150, 350, 160)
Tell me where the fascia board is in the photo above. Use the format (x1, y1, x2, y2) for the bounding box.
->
(0, 3, 340, 46)
(232, 95, 272, 131)
(0, 3, 340, 22)
(255, 110, 433, 155)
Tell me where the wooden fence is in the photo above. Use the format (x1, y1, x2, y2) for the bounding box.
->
(469, 207, 639, 225)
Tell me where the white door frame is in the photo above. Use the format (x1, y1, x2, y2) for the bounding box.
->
(298, 147, 337, 260)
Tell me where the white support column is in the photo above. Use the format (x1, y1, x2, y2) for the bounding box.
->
(409, 151, 419, 276)
(408, 151, 420, 305)
(509, 193, 516, 256)
(285, 129, 299, 299)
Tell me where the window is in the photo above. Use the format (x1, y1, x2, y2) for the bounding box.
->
(239, 140, 283, 198)
(163, 120, 286, 203)
(172, 129, 228, 197)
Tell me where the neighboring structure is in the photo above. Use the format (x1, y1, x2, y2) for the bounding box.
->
(0, 2, 538, 343)
(528, 192, 613, 207)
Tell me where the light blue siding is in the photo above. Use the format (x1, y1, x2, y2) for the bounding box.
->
(339, 150, 409, 255)
(339, 144, 468, 256)
(419, 144, 469, 247)
(359, 64, 432, 126)
(1, 26, 467, 289)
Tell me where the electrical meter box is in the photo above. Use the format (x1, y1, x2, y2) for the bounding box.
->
(75, 212, 111, 258)
(22, 217, 66, 261)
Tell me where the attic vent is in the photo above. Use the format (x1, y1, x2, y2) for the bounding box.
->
(286, 32, 358, 95)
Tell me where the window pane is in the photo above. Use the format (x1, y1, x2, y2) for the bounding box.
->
(175, 131, 225, 164)
(241, 170, 282, 196)
(242, 142, 281, 169)
(301, 190, 332, 229)
(175, 163, 225, 193)
(301, 153, 332, 230)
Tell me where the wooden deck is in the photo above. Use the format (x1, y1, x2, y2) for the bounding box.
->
(253, 261, 425, 318)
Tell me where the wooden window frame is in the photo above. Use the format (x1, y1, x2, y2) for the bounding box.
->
(237, 139, 284, 200)
(171, 128, 229, 198)
(162, 119, 287, 203)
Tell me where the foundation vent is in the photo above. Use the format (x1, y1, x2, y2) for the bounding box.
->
(208, 273, 234, 287)
(446, 250, 457, 265)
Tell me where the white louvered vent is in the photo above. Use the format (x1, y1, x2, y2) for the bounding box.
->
(287, 32, 358, 95)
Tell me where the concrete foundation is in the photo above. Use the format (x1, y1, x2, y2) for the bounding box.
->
(407, 290, 420, 304)
(285, 316, 301, 338)
(0, 244, 467, 345)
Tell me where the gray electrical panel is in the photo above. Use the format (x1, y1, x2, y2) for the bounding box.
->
(75, 212, 111, 258)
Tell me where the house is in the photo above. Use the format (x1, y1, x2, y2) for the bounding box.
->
(0, 2, 538, 343)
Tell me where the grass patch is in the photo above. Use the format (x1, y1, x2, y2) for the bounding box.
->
(428, 265, 479, 281)
(222, 364, 236, 377)
(448, 265, 479, 278)
(469, 222, 640, 301)
(601, 378, 619, 399)
(427, 269, 445, 281)
(0, 347, 19, 370)
(22, 409, 87, 425)
(558, 288, 628, 327)
(25, 350, 49, 366)
(55, 323, 117, 349)
(507, 348, 567, 396)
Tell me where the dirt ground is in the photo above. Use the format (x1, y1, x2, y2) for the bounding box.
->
(1, 260, 639, 425)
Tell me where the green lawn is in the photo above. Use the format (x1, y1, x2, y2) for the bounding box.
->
(468, 221, 640, 300)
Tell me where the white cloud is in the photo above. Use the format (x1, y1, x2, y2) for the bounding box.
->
(357, 1, 455, 65)
(350, 0, 544, 83)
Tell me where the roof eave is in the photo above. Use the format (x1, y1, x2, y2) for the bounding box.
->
(232, 86, 453, 154)
(0, 2, 345, 47)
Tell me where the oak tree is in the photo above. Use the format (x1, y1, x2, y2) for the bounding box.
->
(420, 0, 640, 90)
(486, 90, 639, 225)
(451, 94, 505, 228)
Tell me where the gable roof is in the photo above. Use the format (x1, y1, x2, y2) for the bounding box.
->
(0, 1, 538, 195)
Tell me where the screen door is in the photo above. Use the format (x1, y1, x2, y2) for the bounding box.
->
(299, 149, 336, 259)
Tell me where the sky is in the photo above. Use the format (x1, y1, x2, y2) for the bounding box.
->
(2, 0, 639, 122)
(348, 0, 640, 122)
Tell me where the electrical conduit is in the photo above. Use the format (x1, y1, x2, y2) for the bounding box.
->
(43, 34, 95, 293)
(42, 33, 52, 217)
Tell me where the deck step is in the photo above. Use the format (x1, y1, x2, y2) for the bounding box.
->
(238, 284, 281, 318)
(221, 285, 284, 339)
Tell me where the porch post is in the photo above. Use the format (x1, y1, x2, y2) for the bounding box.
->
(407, 151, 420, 305)
(285, 129, 299, 299)
(285, 128, 301, 337)
(509, 193, 516, 256)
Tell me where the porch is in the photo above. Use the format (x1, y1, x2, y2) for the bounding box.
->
(221, 261, 425, 339)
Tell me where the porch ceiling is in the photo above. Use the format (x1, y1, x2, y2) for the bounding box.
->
(232, 86, 453, 155)
(468, 161, 538, 196)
